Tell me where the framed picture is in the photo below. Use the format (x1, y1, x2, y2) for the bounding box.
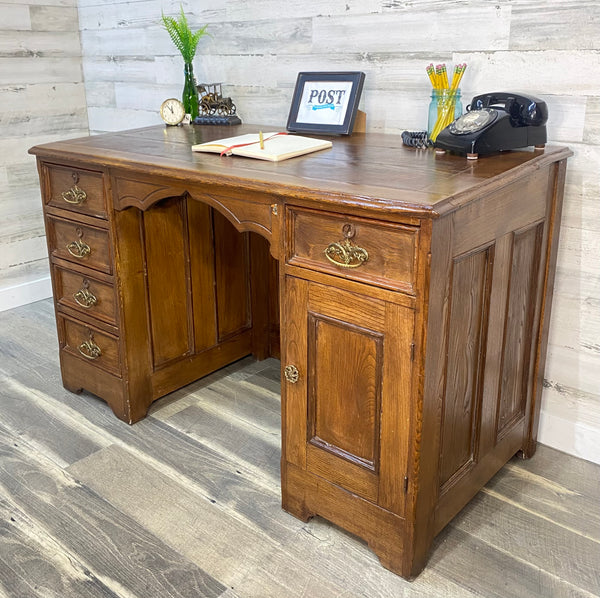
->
(286, 71, 366, 135)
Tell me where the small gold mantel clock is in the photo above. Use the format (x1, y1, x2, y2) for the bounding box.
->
(160, 98, 186, 126)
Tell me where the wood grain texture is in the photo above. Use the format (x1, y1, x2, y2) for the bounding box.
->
(51, 0, 598, 468)
(1, 299, 599, 596)
(439, 248, 490, 490)
(28, 124, 571, 579)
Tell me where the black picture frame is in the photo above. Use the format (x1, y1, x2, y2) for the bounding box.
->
(286, 71, 365, 135)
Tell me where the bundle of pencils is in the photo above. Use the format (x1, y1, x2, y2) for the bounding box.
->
(427, 63, 467, 141)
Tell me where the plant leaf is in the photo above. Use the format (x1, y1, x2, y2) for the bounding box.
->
(161, 5, 208, 63)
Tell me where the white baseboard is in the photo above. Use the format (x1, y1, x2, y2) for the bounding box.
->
(0, 276, 53, 312)
(538, 402, 600, 465)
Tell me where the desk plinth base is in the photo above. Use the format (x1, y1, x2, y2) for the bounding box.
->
(281, 461, 416, 579)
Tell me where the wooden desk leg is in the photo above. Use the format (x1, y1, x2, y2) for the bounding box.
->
(281, 460, 410, 578)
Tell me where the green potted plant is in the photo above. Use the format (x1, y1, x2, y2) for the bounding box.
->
(161, 6, 208, 119)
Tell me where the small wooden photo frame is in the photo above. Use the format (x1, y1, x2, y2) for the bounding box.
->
(286, 71, 366, 135)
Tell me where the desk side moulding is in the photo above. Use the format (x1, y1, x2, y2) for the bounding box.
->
(30, 125, 571, 579)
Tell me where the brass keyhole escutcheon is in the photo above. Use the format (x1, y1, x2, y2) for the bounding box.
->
(342, 223, 356, 239)
(284, 364, 299, 384)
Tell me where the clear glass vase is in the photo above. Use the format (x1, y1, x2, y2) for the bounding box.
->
(182, 62, 199, 119)
(428, 89, 462, 141)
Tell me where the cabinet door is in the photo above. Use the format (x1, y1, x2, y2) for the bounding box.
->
(282, 276, 414, 514)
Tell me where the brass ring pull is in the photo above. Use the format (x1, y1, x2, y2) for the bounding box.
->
(78, 339, 101, 360)
(66, 239, 91, 258)
(325, 239, 369, 268)
(284, 364, 299, 384)
(61, 185, 87, 205)
(73, 285, 97, 308)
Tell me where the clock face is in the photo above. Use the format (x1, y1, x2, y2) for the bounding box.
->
(160, 98, 186, 125)
(450, 108, 497, 135)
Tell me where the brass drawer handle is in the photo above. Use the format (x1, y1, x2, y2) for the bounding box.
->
(61, 185, 87, 205)
(78, 338, 102, 360)
(73, 279, 97, 308)
(284, 364, 299, 383)
(66, 239, 91, 258)
(324, 222, 369, 269)
(66, 227, 91, 258)
(325, 239, 369, 268)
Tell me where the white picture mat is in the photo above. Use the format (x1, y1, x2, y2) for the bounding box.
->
(295, 80, 353, 125)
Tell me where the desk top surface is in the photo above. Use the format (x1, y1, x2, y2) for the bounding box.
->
(30, 124, 571, 217)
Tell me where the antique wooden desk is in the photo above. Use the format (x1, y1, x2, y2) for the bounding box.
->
(30, 125, 570, 579)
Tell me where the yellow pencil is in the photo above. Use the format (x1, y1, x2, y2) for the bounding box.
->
(426, 64, 437, 88)
(441, 64, 449, 89)
(259, 130, 264, 150)
(454, 63, 466, 89)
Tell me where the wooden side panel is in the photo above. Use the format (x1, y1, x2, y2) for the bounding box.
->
(523, 160, 568, 456)
(143, 197, 192, 366)
(213, 210, 251, 340)
(496, 223, 544, 440)
(433, 169, 556, 538)
(439, 247, 492, 490)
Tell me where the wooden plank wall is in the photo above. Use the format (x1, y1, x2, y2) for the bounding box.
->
(0, 0, 89, 310)
(3, 0, 599, 464)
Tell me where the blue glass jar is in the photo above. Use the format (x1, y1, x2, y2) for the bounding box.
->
(428, 89, 462, 141)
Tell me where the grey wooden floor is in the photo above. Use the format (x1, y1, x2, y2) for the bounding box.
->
(0, 299, 599, 598)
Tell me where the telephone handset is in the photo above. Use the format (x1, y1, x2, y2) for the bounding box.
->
(434, 92, 548, 158)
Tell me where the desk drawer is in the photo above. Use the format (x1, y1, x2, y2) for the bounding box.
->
(45, 165, 107, 218)
(287, 208, 419, 292)
(53, 266, 117, 325)
(59, 316, 121, 376)
(47, 215, 112, 274)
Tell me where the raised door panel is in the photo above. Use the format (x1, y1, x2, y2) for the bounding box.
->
(213, 210, 251, 340)
(142, 197, 252, 369)
(438, 246, 493, 492)
(143, 197, 192, 366)
(308, 313, 382, 470)
(496, 223, 544, 440)
(283, 276, 413, 512)
(188, 199, 218, 352)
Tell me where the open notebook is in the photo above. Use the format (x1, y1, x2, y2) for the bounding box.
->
(191, 132, 332, 162)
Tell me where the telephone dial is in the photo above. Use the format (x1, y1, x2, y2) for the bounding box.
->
(434, 92, 548, 158)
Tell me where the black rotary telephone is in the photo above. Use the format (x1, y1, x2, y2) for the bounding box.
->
(434, 92, 548, 158)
